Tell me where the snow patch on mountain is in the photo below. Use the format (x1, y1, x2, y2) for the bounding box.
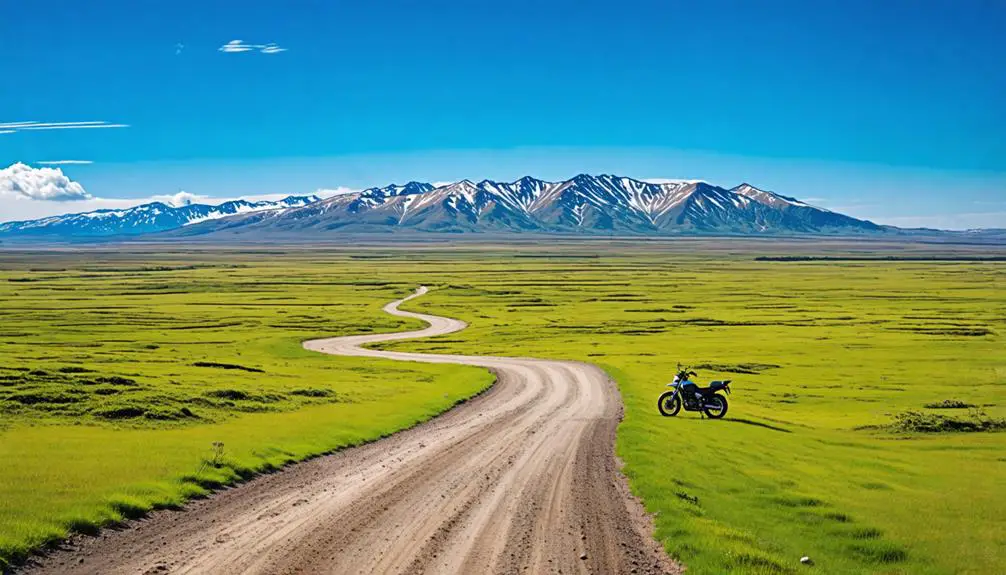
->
(732, 183, 812, 208)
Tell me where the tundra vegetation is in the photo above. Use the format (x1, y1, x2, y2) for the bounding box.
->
(0, 243, 1003, 574)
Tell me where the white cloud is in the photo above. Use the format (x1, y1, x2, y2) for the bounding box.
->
(0, 121, 128, 134)
(0, 162, 92, 202)
(36, 160, 94, 166)
(219, 40, 288, 54)
(159, 191, 202, 207)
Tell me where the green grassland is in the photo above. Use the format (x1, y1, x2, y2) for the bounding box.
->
(0, 253, 493, 570)
(1, 245, 1004, 574)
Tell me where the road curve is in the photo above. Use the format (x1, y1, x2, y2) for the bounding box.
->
(24, 287, 678, 575)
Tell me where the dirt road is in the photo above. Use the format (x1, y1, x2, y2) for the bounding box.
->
(25, 287, 678, 575)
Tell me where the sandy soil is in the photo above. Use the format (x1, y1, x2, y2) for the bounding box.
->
(22, 287, 679, 575)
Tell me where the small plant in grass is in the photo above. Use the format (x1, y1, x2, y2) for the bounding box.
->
(194, 441, 228, 477)
(211, 441, 225, 467)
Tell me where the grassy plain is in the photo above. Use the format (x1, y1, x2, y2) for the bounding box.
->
(0, 251, 492, 570)
(1, 242, 1004, 574)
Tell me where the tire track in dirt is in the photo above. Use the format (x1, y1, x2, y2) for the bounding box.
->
(22, 286, 679, 575)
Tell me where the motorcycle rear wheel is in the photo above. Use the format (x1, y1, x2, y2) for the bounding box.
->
(703, 394, 729, 419)
(658, 392, 681, 416)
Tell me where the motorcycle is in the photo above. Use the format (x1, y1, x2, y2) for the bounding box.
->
(657, 365, 731, 419)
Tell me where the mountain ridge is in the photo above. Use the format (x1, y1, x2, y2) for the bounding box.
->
(1, 175, 888, 238)
(189, 174, 878, 236)
(0, 195, 319, 237)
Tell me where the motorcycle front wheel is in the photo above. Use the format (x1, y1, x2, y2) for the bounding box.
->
(658, 392, 681, 416)
(703, 394, 729, 419)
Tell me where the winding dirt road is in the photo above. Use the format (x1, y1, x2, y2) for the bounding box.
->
(25, 287, 678, 575)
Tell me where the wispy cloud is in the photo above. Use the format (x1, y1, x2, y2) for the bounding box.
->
(36, 160, 94, 166)
(219, 40, 288, 54)
(0, 121, 129, 134)
(219, 40, 255, 53)
(22, 124, 129, 131)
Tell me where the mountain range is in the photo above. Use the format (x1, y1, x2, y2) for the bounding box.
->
(174, 175, 884, 237)
(0, 195, 319, 237)
(0, 175, 886, 239)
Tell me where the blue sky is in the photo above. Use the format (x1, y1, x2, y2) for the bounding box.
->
(1, 0, 1004, 228)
